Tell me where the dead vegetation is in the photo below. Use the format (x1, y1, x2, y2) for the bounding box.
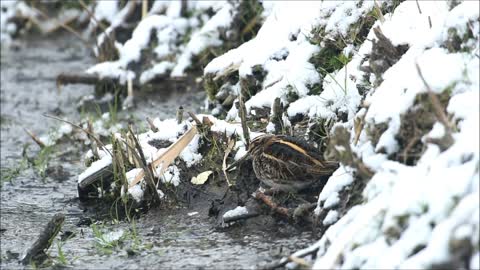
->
(395, 90, 452, 165)
(359, 26, 409, 87)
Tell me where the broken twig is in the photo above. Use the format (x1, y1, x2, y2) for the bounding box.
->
(176, 106, 184, 124)
(237, 95, 250, 148)
(270, 97, 283, 134)
(222, 138, 236, 187)
(146, 117, 158, 132)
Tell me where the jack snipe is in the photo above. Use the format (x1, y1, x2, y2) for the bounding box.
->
(247, 134, 338, 192)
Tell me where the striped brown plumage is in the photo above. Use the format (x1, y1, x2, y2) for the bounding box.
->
(248, 134, 338, 192)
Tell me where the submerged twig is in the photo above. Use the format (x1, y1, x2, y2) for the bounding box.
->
(24, 128, 46, 149)
(21, 214, 65, 265)
(56, 73, 116, 89)
(254, 191, 290, 217)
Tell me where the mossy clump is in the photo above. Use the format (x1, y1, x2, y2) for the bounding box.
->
(204, 74, 221, 101)
(240, 65, 266, 100)
(443, 25, 475, 53)
(361, 27, 410, 87)
(309, 42, 345, 78)
(284, 85, 300, 103)
(307, 117, 334, 153)
(234, 0, 264, 42)
(307, 2, 380, 94)
(307, 82, 323, 96)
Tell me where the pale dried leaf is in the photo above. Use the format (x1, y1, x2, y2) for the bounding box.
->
(191, 170, 213, 185)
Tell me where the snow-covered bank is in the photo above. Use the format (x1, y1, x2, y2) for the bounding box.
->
(191, 0, 479, 268)
(77, 1, 479, 268)
(85, 1, 265, 84)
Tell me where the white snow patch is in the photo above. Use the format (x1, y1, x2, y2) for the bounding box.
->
(317, 166, 354, 209)
(223, 206, 248, 220)
(323, 210, 339, 226)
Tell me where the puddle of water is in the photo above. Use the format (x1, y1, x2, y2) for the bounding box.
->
(1, 35, 312, 269)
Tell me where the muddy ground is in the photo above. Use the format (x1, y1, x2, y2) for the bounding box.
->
(0, 35, 314, 269)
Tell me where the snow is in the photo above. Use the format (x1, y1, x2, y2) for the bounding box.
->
(223, 206, 249, 220)
(92, 1, 118, 25)
(317, 166, 353, 210)
(234, 145, 248, 161)
(179, 135, 202, 167)
(99, 229, 124, 245)
(87, 14, 187, 84)
(123, 168, 144, 203)
(322, 210, 339, 226)
(158, 165, 180, 187)
(140, 62, 175, 84)
(188, 211, 199, 217)
(471, 252, 480, 270)
(78, 155, 112, 184)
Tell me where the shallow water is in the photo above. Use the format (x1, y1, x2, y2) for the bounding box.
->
(1, 35, 312, 269)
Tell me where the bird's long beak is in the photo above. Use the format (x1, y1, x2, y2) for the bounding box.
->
(226, 152, 250, 172)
